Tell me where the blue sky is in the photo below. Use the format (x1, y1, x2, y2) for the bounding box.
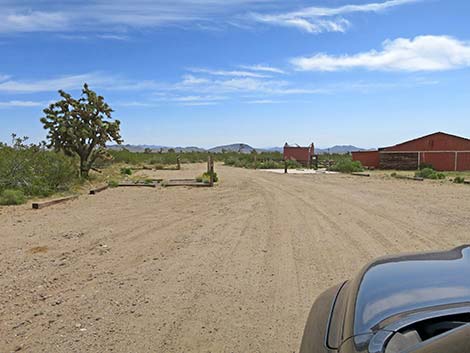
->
(1, 0, 470, 148)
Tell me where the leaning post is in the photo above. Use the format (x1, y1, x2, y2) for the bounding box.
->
(208, 155, 215, 187)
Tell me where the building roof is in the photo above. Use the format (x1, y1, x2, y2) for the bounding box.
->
(379, 132, 470, 151)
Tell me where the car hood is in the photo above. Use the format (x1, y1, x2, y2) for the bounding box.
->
(350, 245, 470, 337)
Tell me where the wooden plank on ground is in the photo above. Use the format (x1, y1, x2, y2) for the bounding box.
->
(351, 172, 370, 177)
(89, 185, 109, 195)
(118, 182, 157, 188)
(464, 180, 470, 185)
(169, 179, 198, 182)
(165, 180, 210, 187)
(32, 195, 79, 210)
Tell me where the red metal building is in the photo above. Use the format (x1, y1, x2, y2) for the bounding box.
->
(283, 143, 315, 167)
(352, 132, 470, 171)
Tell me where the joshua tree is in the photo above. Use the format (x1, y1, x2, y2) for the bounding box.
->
(41, 84, 122, 178)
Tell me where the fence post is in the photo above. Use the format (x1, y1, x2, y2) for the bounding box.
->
(284, 160, 288, 174)
(176, 156, 181, 170)
(208, 155, 214, 186)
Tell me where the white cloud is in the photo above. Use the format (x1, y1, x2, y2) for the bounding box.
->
(181, 102, 218, 106)
(0, 11, 69, 33)
(0, 1, 275, 34)
(246, 99, 283, 104)
(0, 73, 161, 93)
(291, 35, 470, 72)
(249, 0, 419, 33)
(0, 73, 114, 93)
(96, 34, 129, 41)
(239, 64, 286, 74)
(171, 95, 226, 102)
(0, 100, 44, 108)
(188, 68, 270, 78)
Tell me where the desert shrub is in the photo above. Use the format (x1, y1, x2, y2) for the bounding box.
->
(223, 157, 238, 166)
(330, 159, 364, 173)
(108, 180, 119, 188)
(197, 172, 218, 184)
(415, 168, 446, 180)
(0, 136, 78, 198)
(120, 167, 132, 175)
(0, 189, 26, 205)
(416, 168, 435, 179)
(454, 176, 465, 184)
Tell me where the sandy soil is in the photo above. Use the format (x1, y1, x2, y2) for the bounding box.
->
(1, 164, 470, 353)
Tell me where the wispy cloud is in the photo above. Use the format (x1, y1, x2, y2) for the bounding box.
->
(291, 35, 470, 72)
(181, 101, 218, 106)
(0, 1, 275, 34)
(188, 67, 271, 78)
(96, 34, 129, 41)
(246, 99, 283, 104)
(0, 11, 69, 33)
(0, 100, 44, 108)
(248, 0, 419, 33)
(0, 73, 161, 93)
(239, 64, 286, 74)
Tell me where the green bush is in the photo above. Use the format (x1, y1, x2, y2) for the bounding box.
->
(330, 159, 364, 173)
(454, 176, 465, 184)
(415, 168, 446, 180)
(120, 167, 132, 175)
(108, 180, 120, 188)
(0, 189, 26, 205)
(0, 136, 77, 198)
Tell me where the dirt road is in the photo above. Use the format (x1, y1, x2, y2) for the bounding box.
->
(1, 164, 470, 353)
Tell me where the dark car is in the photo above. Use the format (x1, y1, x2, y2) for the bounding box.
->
(300, 245, 470, 353)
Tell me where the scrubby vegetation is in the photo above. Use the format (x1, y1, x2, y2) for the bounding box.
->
(0, 189, 27, 205)
(453, 176, 465, 184)
(196, 171, 219, 184)
(0, 135, 78, 203)
(415, 167, 446, 180)
(330, 159, 364, 173)
(108, 180, 120, 188)
(108, 149, 304, 170)
(120, 167, 133, 176)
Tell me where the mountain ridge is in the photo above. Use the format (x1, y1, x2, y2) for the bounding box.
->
(108, 143, 368, 154)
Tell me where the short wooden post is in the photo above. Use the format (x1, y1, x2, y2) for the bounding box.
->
(208, 155, 214, 187)
(176, 156, 181, 170)
(284, 160, 288, 174)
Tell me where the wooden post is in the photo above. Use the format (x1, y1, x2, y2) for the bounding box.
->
(210, 156, 214, 187)
(284, 160, 288, 174)
(208, 155, 214, 187)
(177, 156, 181, 170)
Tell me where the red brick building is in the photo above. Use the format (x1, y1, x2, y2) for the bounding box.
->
(283, 143, 315, 167)
(352, 132, 470, 171)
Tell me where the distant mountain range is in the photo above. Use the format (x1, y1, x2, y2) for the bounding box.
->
(108, 143, 367, 154)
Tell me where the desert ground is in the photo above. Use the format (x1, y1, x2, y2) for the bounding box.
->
(1, 164, 470, 353)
